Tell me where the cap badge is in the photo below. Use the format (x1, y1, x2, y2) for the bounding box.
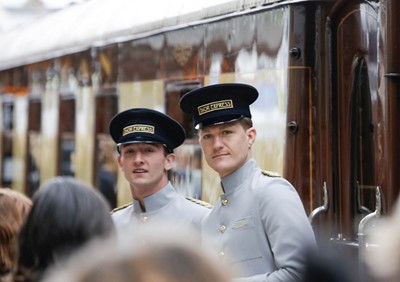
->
(123, 124, 155, 136)
(197, 99, 233, 116)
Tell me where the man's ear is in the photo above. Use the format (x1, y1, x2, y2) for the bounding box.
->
(117, 155, 123, 170)
(164, 153, 176, 170)
(247, 127, 257, 147)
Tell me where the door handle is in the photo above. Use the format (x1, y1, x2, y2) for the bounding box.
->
(358, 186, 382, 236)
(358, 186, 382, 272)
(308, 182, 329, 224)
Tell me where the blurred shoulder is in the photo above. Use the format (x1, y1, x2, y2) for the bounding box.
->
(257, 170, 297, 194)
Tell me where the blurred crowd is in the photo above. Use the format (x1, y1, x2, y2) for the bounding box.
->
(1, 84, 400, 282)
(1, 176, 400, 282)
(0, 177, 230, 282)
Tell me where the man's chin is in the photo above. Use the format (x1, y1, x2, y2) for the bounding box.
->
(211, 164, 232, 177)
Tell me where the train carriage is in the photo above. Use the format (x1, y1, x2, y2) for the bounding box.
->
(0, 0, 399, 273)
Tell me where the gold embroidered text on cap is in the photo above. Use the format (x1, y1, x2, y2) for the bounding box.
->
(123, 124, 155, 136)
(197, 99, 233, 116)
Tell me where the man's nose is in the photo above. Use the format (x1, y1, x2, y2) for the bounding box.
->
(133, 152, 144, 163)
(212, 136, 224, 148)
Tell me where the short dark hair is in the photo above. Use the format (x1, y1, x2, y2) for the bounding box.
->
(17, 177, 115, 282)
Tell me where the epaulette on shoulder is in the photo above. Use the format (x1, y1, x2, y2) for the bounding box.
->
(185, 197, 214, 209)
(111, 202, 131, 214)
(261, 170, 281, 177)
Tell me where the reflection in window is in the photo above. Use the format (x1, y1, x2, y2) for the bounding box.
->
(1, 135, 12, 188)
(60, 136, 75, 176)
(27, 132, 41, 196)
(172, 144, 202, 199)
(27, 100, 41, 196)
(59, 99, 75, 176)
(165, 81, 202, 199)
(96, 134, 118, 210)
(349, 56, 376, 223)
(95, 94, 118, 210)
(165, 81, 201, 139)
(1, 97, 14, 187)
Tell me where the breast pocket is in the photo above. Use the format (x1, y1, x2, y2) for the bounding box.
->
(226, 215, 263, 263)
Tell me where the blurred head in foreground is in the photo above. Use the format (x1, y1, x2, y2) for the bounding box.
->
(365, 199, 400, 282)
(17, 176, 115, 282)
(0, 188, 32, 282)
(42, 225, 231, 282)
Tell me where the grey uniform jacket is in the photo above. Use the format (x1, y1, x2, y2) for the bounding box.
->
(112, 182, 210, 233)
(202, 159, 317, 282)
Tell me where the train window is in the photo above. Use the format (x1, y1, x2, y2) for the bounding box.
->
(349, 57, 376, 220)
(94, 93, 118, 210)
(60, 135, 75, 176)
(95, 133, 118, 210)
(119, 38, 162, 82)
(1, 96, 14, 187)
(1, 133, 13, 188)
(165, 80, 201, 139)
(172, 143, 203, 199)
(165, 80, 203, 199)
(95, 92, 118, 133)
(27, 132, 40, 196)
(59, 98, 75, 176)
(28, 100, 41, 131)
(2, 96, 14, 131)
(27, 99, 42, 196)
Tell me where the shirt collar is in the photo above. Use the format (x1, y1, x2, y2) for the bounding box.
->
(221, 159, 257, 194)
(132, 182, 176, 213)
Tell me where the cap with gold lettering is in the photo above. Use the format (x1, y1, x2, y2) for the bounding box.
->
(109, 108, 185, 152)
(179, 83, 258, 128)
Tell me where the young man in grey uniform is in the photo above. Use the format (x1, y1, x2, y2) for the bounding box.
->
(109, 108, 210, 234)
(180, 83, 317, 282)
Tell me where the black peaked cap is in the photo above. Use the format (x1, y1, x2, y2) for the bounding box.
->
(179, 83, 258, 128)
(109, 108, 185, 151)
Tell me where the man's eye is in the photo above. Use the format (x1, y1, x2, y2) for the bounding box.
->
(122, 149, 133, 155)
(222, 130, 232, 135)
(202, 134, 211, 140)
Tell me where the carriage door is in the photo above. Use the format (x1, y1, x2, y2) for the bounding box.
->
(331, 2, 380, 268)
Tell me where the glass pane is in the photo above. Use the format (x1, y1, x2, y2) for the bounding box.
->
(96, 134, 118, 210)
(1, 98, 13, 187)
(171, 143, 202, 199)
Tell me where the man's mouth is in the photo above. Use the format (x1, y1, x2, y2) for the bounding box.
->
(212, 153, 228, 159)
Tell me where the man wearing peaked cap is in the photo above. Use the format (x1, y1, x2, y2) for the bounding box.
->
(109, 108, 210, 236)
(180, 83, 258, 129)
(179, 83, 317, 282)
(109, 108, 185, 153)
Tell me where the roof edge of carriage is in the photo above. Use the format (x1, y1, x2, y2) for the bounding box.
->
(0, 0, 315, 71)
